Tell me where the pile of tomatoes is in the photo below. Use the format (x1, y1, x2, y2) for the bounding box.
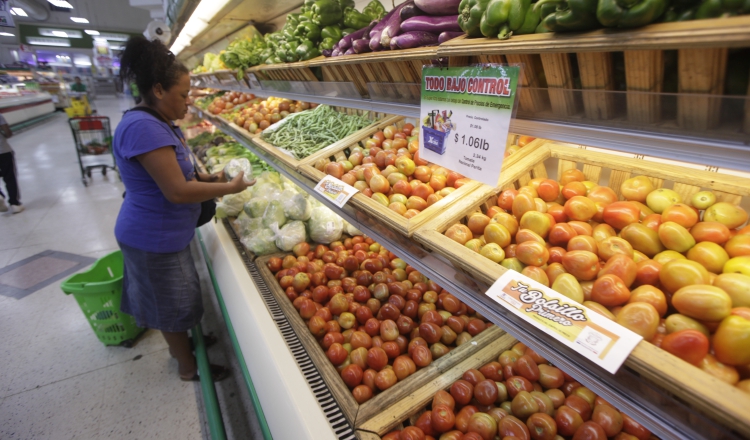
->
(318, 124, 472, 219)
(205, 91, 257, 116)
(233, 97, 313, 135)
(382, 342, 652, 440)
(265, 236, 490, 403)
(444, 170, 750, 392)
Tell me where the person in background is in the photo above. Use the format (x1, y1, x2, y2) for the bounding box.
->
(0, 113, 22, 214)
(116, 36, 253, 382)
(71, 76, 87, 93)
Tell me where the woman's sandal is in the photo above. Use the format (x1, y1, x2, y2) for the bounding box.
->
(180, 364, 230, 382)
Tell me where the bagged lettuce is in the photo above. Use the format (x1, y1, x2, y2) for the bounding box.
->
(283, 192, 311, 221)
(215, 189, 252, 219)
(271, 220, 307, 251)
(308, 206, 343, 244)
(344, 221, 363, 237)
(224, 158, 254, 183)
(233, 211, 263, 237)
(262, 200, 287, 229)
(244, 197, 269, 218)
(241, 228, 280, 255)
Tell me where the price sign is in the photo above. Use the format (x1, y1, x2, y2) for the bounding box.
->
(419, 65, 520, 187)
(314, 174, 359, 208)
(486, 271, 643, 374)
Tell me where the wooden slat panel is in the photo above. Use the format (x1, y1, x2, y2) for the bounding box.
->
(506, 53, 550, 114)
(624, 50, 664, 124)
(677, 48, 728, 130)
(609, 170, 632, 199)
(582, 163, 603, 183)
(714, 191, 743, 204)
(577, 52, 616, 120)
(557, 159, 578, 178)
(672, 182, 702, 202)
(540, 52, 578, 116)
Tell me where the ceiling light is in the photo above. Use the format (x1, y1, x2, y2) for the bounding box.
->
(84, 30, 99, 35)
(11, 8, 28, 17)
(169, 0, 232, 55)
(70, 17, 89, 23)
(26, 37, 71, 47)
(0, 32, 14, 37)
(51, 31, 68, 38)
(47, 0, 74, 8)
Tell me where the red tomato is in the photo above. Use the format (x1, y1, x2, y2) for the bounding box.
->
(556, 405, 585, 436)
(431, 404, 456, 433)
(591, 405, 624, 437)
(498, 415, 531, 440)
(473, 379, 499, 405)
(450, 379, 474, 405)
(455, 405, 479, 433)
(526, 413, 557, 440)
(572, 421, 608, 440)
(415, 411, 435, 437)
(399, 426, 426, 440)
(591, 274, 631, 307)
(660, 329, 709, 365)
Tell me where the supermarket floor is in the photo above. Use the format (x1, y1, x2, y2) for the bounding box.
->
(0, 96, 263, 439)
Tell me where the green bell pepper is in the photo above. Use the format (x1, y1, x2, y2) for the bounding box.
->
(363, 0, 387, 20)
(338, 0, 356, 10)
(296, 21, 322, 41)
(597, 0, 669, 27)
(480, 0, 529, 39)
(663, 5, 698, 20)
(320, 37, 338, 50)
(535, 19, 552, 31)
(341, 27, 357, 36)
(344, 7, 373, 29)
(296, 41, 321, 60)
(321, 25, 343, 40)
(287, 13, 301, 28)
(301, 0, 316, 14)
(459, 0, 493, 37)
(694, 0, 750, 18)
(312, 0, 344, 26)
(516, 1, 542, 33)
(535, 0, 601, 31)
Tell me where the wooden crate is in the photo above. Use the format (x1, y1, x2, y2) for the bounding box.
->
(296, 117, 495, 237)
(413, 140, 750, 437)
(355, 332, 517, 438)
(254, 254, 507, 429)
(439, 16, 750, 137)
(250, 110, 395, 170)
(307, 47, 441, 99)
(247, 60, 319, 83)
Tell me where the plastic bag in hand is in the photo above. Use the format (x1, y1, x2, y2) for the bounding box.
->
(224, 158, 254, 183)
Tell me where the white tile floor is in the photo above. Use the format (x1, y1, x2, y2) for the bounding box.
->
(0, 97, 209, 439)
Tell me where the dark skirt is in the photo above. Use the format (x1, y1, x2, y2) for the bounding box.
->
(119, 241, 203, 332)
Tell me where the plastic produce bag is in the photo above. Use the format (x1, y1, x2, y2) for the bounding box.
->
(241, 228, 280, 255)
(308, 206, 344, 244)
(215, 189, 253, 219)
(344, 221, 364, 237)
(262, 200, 287, 229)
(272, 221, 307, 251)
(250, 181, 282, 201)
(233, 211, 263, 237)
(283, 192, 312, 221)
(244, 197, 269, 218)
(223, 158, 254, 183)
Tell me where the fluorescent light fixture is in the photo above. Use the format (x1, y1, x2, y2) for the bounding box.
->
(98, 32, 128, 41)
(84, 30, 99, 35)
(70, 17, 89, 23)
(47, 0, 74, 8)
(169, 0, 232, 55)
(26, 37, 71, 47)
(11, 8, 28, 16)
(51, 31, 68, 37)
(40, 28, 82, 38)
(0, 32, 14, 37)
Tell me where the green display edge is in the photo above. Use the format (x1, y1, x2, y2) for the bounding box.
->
(192, 322, 227, 440)
(197, 229, 274, 440)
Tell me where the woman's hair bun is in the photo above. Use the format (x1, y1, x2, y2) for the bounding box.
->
(119, 35, 187, 102)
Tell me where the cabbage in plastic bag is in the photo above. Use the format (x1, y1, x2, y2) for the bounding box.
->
(271, 220, 307, 251)
(224, 158, 254, 183)
(250, 181, 282, 201)
(282, 192, 311, 221)
(233, 211, 263, 237)
(244, 197, 269, 218)
(308, 206, 343, 244)
(344, 221, 364, 237)
(215, 189, 253, 219)
(262, 200, 287, 229)
(257, 170, 282, 185)
(241, 228, 280, 255)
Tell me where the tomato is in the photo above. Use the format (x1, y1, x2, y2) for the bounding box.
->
(479, 361, 504, 383)
(341, 363, 364, 388)
(700, 353, 740, 384)
(497, 189, 518, 211)
(375, 368, 398, 390)
(516, 241, 550, 267)
(525, 413, 556, 440)
(552, 273, 585, 303)
(726, 235, 750, 258)
(568, 235, 598, 254)
(516, 355, 540, 382)
(646, 188, 682, 214)
(641, 213, 662, 232)
(436, 430, 462, 440)
(467, 412, 498, 440)
(536, 179, 560, 202)
(572, 421, 608, 440)
(327, 343, 348, 365)
(545, 388, 565, 408)
(565, 394, 592, 420)
(450, 379, 474, 405)
(513, 193, 537, 219)
(620, 176, 654, 202)
(659, 259, 710, 293)
(411, 344, 433, 367)
(400, 426, 426, 440)
(563, 181, 588, 199)
(473, 379, 499, 405)
(565, 196, 598, 222)
(455, 405, 479, 433)
(556, 405, 585, 436)
(616, 302, 660, 340)
(713, 273, 750, 307)
(628, 285, 667, 316)
(484, 223, 512, 248)
(546, 261, 568, 283)
(662, 203, 699, 228)
(703, 202, 748, 229)
(621, 413, 651, 440)
(549, 223, 578, 246)
(713, 315, 750, 365)
(591, 404, 623, 437)
(598, 254, 637, 287)
(498, 415, 531, 440)
(658, 221, 696, 253)
(687, 241, 729, 274)
(658, 329, 709, 365)
(536, 364, 564, 389)
(562, 251, 601, 281)
(602, 201, 640, 230)
(672, 284, 732, 322)
(506, 375, 534, 399)
(591, 274, 631, 307)
(431, 404, 456, 433)
(724, 256, 750, 276)
(689, 222, 731, 246)
(620, 224, 665, 257)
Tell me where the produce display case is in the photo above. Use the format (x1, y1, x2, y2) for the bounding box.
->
(183, 7, 750, 440)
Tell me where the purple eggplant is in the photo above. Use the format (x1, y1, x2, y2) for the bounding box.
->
(390, 31, 439, 50)
(380, 1, 411, 48)
(414, 0, 461, 15)
(339, 21, 377, 52)
(400, 2, 424, 21)
(344, 48, 355, 55)
(401, 15, 461, 33)
(331, 47, 343, 57)
(322, 49, 333, 57)
(369, 7, 397, 38)
(352, 38, 372, 54)
(438, 31, 464, 44)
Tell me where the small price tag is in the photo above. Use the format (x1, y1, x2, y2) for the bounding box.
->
(314, 175, 358, 208)
(486, 271, 643, 374)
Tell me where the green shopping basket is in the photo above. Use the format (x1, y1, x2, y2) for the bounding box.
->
(61, 251, 145, 347)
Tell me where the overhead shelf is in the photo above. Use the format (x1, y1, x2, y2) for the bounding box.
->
(190, 105, 748, 440)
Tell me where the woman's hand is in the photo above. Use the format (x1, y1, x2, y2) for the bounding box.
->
(228, 171, 256, 193)
(213, 169, 228, 183)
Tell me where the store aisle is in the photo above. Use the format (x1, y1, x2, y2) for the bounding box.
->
(0, 97, 215, 439)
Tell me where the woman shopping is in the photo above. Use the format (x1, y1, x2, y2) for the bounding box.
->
(114, 36, 254, 381)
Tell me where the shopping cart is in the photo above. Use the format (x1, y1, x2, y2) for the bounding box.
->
(69, 116, 119, 186)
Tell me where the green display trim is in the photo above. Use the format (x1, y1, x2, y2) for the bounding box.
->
(191, 322, 227, 440)
(197, 229, 274, 440)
